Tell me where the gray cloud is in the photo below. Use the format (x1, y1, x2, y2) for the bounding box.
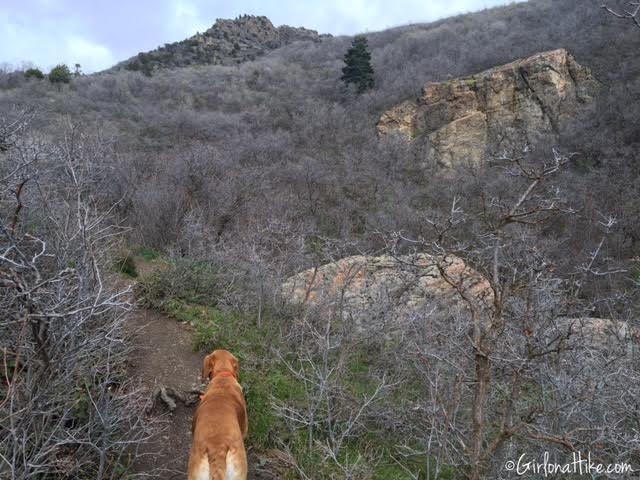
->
(1, 0, 521, 72)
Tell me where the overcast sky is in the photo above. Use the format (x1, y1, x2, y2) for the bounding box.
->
(1, 0, 522, 73)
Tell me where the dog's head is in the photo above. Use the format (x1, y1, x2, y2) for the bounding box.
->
(201, 349, 240, 382)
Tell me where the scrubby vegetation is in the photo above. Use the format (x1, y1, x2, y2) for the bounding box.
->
(137, 260, 426, 478)
(1, 0, 638, 274)
(2, 0, 640, 478)
(0, 115, 151, 478)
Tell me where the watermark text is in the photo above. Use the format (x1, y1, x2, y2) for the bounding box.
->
(504, 452, 634, 477)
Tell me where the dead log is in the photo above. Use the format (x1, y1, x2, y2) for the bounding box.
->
(147, 385, 203, 413)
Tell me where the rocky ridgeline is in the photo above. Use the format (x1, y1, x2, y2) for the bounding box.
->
(117, 15, 325, 73)
(377, 49, 600, 168)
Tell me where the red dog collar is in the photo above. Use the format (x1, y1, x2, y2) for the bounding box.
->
(215, 371, 237, 380)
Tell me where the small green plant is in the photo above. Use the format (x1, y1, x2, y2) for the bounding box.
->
(410, 128, 425, 139)
(113, 253, 138, 277)
(464, 77, 477, 87)
(137, 246, 160, 261)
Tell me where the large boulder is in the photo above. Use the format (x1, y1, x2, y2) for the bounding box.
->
(281, 254, 637, 350)
(281, 253, 492, 328)
(556, 317, 639, 349)
(377, 49, 599, 168)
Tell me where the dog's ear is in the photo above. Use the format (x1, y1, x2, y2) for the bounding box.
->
(201, 353, 215, 382)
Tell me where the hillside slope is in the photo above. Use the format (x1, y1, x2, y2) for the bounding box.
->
(2, 0, 637, 305)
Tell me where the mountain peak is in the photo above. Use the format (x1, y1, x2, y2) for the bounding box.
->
(116, 15, 326, 74)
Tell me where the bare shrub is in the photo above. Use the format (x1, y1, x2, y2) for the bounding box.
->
(0, 115, 152, 479)
(382, 148, 640, 478)
(603, 1, 640, 28)
(272, 304, 392, 479)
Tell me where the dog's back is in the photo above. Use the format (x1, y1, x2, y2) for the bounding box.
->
(188, 350, 248, 480)
(188, 390, 247, 480)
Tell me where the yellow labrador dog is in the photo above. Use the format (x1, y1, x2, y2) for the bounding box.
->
(188, 350, 248, 480)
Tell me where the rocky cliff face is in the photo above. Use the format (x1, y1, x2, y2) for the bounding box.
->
(116, 15, 325, 73)
(377, 49, 599, 168)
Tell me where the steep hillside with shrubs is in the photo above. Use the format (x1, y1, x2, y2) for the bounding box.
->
(1, 0, 640, 478)
(2, 0, 636, 281)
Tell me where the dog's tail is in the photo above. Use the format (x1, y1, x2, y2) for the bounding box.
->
(187, 445, 244, 480)
(202, 446, 228, 480)
(206, 445, 246, 480)
(187, 448, 227, 480)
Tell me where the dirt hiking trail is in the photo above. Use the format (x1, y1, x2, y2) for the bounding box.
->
(127, 308, 202, 477)
(119, 263, 278, 479)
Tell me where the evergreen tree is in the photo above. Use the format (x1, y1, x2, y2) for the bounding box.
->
(48, 64, 71, 84)
(341, 35, 374, 93)
(24, 68, 44, 80)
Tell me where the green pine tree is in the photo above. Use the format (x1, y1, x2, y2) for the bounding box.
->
(24, 68, 44, 80)
(48, 64, 72, 84)
(341, 35, 374, 93)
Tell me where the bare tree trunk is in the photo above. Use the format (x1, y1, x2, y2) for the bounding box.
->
(470, 352, 490, 480)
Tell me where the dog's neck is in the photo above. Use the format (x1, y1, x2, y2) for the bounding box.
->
(212, 370, 237, 380)
(200, 370, 240, 401)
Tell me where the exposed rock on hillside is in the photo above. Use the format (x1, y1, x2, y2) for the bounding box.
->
(557, 317, 639, 348)
(282, 254, 638, 349)
(377, 49, 599, 168)
(116, 15, 325, 74)
(281, 253, 493, 328)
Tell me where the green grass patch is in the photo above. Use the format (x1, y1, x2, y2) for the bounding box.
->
(371, 447, 459, 479)
(137, 257, 222, 308)
(345, 352, 379, 397)
(137, 246, 160, 261)
(374, 464, 416, 479)
(112, 253, 138, 277)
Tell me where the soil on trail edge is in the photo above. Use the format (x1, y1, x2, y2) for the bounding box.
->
(127, 308, 203, 478)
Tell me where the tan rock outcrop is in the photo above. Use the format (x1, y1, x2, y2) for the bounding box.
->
(377, 49, 599, 168)
(429, 111, 488, 168)
(281, 253, 492, 327)
(377, 101, 419, 139)
(557, 317, 640, 348)
(281, 255, 638, 349)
